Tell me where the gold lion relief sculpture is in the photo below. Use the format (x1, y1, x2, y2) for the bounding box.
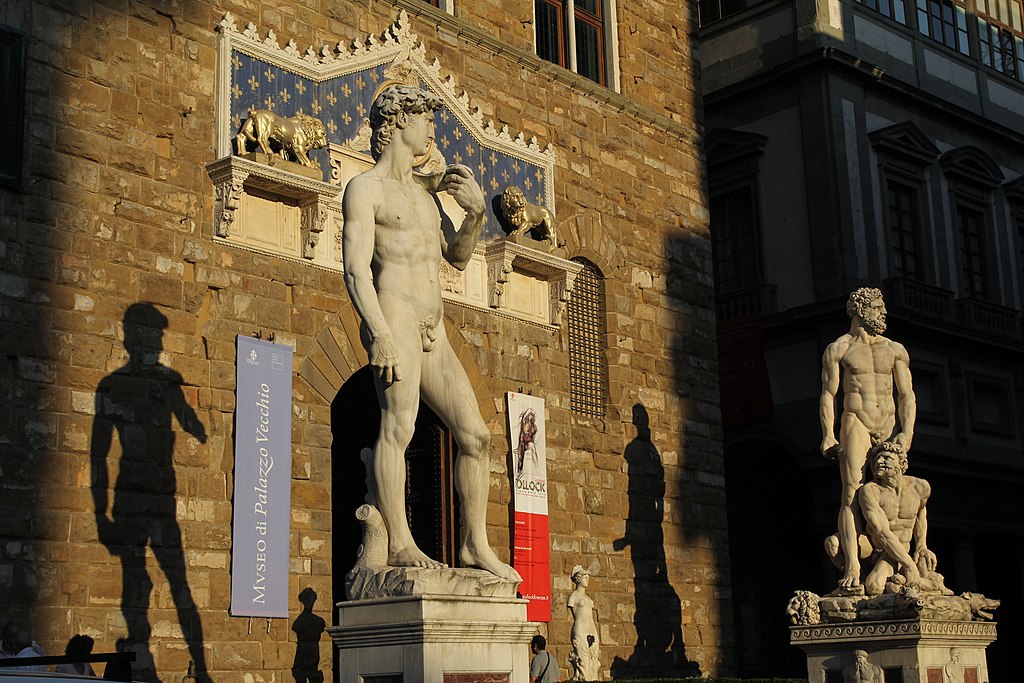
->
(500, 186, 561, 250)
(235, 109, 328, 169)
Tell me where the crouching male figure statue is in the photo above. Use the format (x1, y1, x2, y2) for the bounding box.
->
(820, 287, 916, 590)
(825, 440, 944, 596)
(342, 84, 520, 582)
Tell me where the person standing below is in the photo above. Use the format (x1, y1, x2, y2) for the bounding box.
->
(529, 635, 558, 683)
(342, 84, 519, 581)
(820, 288, 916, 590)
(55, 634, 97, 676)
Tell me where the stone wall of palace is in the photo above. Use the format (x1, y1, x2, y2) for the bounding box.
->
(0, 0, 730, 680)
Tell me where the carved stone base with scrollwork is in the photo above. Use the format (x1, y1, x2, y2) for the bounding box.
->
(791, 619, 997, 683)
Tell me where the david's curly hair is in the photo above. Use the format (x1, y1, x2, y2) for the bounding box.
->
(846, 287, 884, 319)
(369, 84, 443, 160)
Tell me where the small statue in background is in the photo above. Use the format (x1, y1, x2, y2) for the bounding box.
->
(842, 650, 882, 683)
(567, 565, 600, 681)
(500, 186, 560, 250)
(236, 109, 327, 169)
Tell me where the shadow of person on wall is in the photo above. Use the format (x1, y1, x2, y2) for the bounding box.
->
(291, 587, 325, 683)
(611, 404, 700, 678)
(90, 303, 210, 683)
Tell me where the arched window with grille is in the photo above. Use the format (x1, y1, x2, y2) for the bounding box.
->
(567, 258, 608, 417)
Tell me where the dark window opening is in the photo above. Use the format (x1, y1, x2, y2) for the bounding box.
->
(886, 181, 922, 279)
(711, 186, 760, 294)
(0, 26, 26, 190)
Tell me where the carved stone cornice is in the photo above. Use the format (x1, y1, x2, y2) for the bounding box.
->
(791, 619, 998, 645)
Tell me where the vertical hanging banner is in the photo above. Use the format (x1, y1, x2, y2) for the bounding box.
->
(508, 392, 551, 622)
(231, 336, 293, 618)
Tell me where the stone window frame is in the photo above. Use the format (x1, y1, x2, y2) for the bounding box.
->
(705, 129, 774, 317)
(0, 26, 26, 190)
(912, 358, 951, 425)
(940, 147, 1005, 302)
(868, 122, 941, 285)
(859, 0, 910, 25)
(534, 0, 621, 90)
(977, 0, 1024, 80)
(567, 257, 609, 418)
(1004, 174, 1024, 310)
(966, 370, 1016, 436)
(916, 0, 972, 56)
(422, 0, 455, 13)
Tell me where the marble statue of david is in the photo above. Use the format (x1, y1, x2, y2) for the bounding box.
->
(342, 84, 520, 583)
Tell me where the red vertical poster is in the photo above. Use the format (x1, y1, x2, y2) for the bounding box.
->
(508, 392, 551, 622)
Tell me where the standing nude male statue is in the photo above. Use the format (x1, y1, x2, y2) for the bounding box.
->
(342, 84, 520, 582)
(820, 288, 916, 590)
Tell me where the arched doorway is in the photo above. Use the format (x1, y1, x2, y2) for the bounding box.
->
(330, 366, 460, 605)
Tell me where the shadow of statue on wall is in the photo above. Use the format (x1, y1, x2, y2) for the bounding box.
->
(89, 303, 210, 683)
(291, 587, 325, 683)
(610, 404, 700, 678)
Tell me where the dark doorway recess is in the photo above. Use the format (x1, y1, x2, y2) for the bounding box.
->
(726, 439, 823, 678)
(331, 366, 459, 605)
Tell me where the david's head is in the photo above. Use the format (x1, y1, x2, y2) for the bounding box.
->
(847, 287, 886, 335)
(369, 85, 443, 160)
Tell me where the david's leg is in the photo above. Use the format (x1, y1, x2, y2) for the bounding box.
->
(371, 342, 445, 569)
(422, 338, 520, 582)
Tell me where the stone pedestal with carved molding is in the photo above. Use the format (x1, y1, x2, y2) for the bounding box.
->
(791, 619, 997, 683)
(328, 593, 536, 683)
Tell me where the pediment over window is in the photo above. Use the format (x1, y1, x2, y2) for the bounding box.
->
(939, 146, 1004, 188)
(868, 122, 939, 166)
(1004, 175, 1024, 204)
(705, 129, 769, 170)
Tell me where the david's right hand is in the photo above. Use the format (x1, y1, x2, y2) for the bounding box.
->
(370, 335, 402, 384)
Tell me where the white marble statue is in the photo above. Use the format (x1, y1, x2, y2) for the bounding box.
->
(820, 288, 916, 591)
(341, 84, 520, 583)
(567, 565, 600, 681)
(825, 440, 947, 596)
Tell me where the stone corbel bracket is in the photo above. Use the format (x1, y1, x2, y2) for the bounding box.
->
(484, 239, 583, 327)
(207, 155, 341, 258)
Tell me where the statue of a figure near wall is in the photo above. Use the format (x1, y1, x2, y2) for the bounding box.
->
(819, 287, 916, 592)
(341, 83, 520, 583)
(567, 565, 600, 681)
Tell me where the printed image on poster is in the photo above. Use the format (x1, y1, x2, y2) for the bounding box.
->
(231, 336, 293, 618)
(508, 392, 550, 621)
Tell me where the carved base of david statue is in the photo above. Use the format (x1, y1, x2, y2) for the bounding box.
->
(327, 503, 534, 683)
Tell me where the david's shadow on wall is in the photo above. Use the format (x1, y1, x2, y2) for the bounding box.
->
(291, 587, 325, 683)
(89, 303, 211, 683)
(611, 404, 700, 678)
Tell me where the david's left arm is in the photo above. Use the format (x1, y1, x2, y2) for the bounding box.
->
(437, 165, 485, 270)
